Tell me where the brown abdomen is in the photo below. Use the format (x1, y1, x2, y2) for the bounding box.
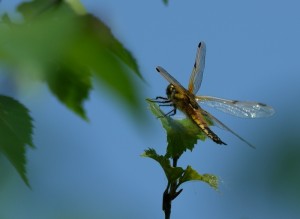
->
(187, 105, 227, 145)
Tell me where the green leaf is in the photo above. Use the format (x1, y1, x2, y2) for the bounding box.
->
(18, 1, 142, 78)
(179, 166, 218, 190)
(147, 100, 207, 158)
(73, 14, 144, 116)
(142, 148, 184, 183)
(83, 14, 142, 80)
(0, 95, 34, 187)
(65, 0, 87, 15)
(17, 0, 63, 20)
(46, 62, 92, 120)
(71, 18, 141, 111)
(0, 1, 144, 121)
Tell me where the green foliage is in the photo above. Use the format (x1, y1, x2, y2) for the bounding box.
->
(179, 166, 218, 190)
(142, 148, 184, 182)
(46, 62, 92, 120)
(0, 0, 144, 187)
(147, 99, 207, 158)
(0, 0, 143, 119)
(143, 100, 219, 190)
(0, 95, 34, 187)
(142, 149, 218, 190)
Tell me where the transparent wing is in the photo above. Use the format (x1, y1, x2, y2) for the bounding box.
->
(196, 96, 275, 118)
(202, 109, 256, 148)
(188, 41, 206, 94)
(156, 66, 188, 93)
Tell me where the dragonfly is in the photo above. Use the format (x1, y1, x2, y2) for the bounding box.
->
(152, 41, 275, 148)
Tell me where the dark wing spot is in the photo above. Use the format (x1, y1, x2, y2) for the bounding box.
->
(194, 62, 197, 68)
(156, 67, 160, 72)
(232, 100, 238, 104)
(198, 42, 201, 48)
(258, 102, 267, 106)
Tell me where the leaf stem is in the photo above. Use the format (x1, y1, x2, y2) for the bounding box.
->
(172, 156, 178, 167)
(162, 183, 171, 219)
(162, 156, 182, 219)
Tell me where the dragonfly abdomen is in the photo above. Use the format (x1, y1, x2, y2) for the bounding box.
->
(187, 106, 227, 145)
(197, 122, 227, 145)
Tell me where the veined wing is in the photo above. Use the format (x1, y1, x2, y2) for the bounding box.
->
(188, 41, 206, 94)
(196, 96, 275, 118)
(202, 109, 256, 148)
(156, 66, 188, 94)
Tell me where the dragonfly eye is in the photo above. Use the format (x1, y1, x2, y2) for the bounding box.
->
(166, 84, 175, 97)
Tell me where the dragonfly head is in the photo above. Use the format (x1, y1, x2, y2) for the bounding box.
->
(166, 84, 176, 99)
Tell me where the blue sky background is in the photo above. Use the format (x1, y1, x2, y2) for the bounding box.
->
(1, 0, 300, 218)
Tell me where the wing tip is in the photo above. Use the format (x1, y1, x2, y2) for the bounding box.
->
(156, 67, 160, 72)
(258, 103, 276, 116)
(198, 41, 206, 48)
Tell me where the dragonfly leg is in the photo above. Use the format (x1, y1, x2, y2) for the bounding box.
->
(165, 107, 176, 116)
(158, 103, 173, 107)
(155, 96, 169, 100)
(158, 107, 177, 118)
(149, 96, 171, 103)
(149, 97, 177, 118)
